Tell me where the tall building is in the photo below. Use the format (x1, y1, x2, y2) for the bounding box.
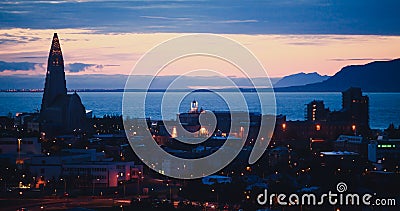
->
(305, 100, 329, 122)
(190, 100, 199, 113)
(281, 87, 370, 140)
(341, 87, 369, 128)
(40, 33, 86, 135)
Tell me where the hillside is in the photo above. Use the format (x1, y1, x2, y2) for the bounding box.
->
(274, 59, 400, 92)
(273, 72, 329, 88)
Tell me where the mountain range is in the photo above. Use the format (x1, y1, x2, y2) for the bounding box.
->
(273, 72, 329, 88)
(0, 59, 399, 92)
(274, 58, 400, 92)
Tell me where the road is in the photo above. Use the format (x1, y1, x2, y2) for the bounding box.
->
(1, 197, 129, 211)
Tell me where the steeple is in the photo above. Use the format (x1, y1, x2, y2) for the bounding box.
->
(39, 33, 86, 136)
(41, 33, 67, 111)
(48, 33, 64, 67)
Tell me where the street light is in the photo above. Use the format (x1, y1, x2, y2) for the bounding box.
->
(166, 183, 172, 202)
(93, 178, 100, 197)
(16, 138, 23, 164)
(60, 178, 66, 194)
(137, 171, 142, 195)
(211, 188, 219, 205)
(352, 124, 356, 136)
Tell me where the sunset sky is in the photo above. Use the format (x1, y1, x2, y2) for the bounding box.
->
(0, 0, 399, 88)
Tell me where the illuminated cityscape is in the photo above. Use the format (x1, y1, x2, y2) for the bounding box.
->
(0, 34, 398, 210)
(0, 1, 399, 210)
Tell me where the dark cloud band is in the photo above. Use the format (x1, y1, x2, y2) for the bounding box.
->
(0, 61, 103, 73)
(0, 61, 41, 72)
(66, 63, 103, 73)
(0, 0, 399, 35)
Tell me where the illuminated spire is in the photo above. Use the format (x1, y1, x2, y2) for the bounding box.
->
(41, 33, 67, 111)
(47, 33, 64, 67)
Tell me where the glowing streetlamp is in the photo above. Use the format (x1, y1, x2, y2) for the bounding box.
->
(352, 124, 356, 135)
(16, 138, 24, 164)
(60, 178, 66, 194)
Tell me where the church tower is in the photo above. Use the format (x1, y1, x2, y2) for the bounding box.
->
(40, 33, 86, 136)
(41, 33, 67, 111)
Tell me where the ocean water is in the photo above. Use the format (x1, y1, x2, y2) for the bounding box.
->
(0, 92, 399, 129)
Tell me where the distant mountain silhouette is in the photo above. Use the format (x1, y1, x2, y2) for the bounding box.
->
(275, 59, 400, 92)
(274, 72, 330, 88)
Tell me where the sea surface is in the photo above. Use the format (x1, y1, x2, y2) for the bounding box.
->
(0, 92, 399, 130)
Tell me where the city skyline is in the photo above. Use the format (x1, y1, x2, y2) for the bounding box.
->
(0, 1, 399, 210)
